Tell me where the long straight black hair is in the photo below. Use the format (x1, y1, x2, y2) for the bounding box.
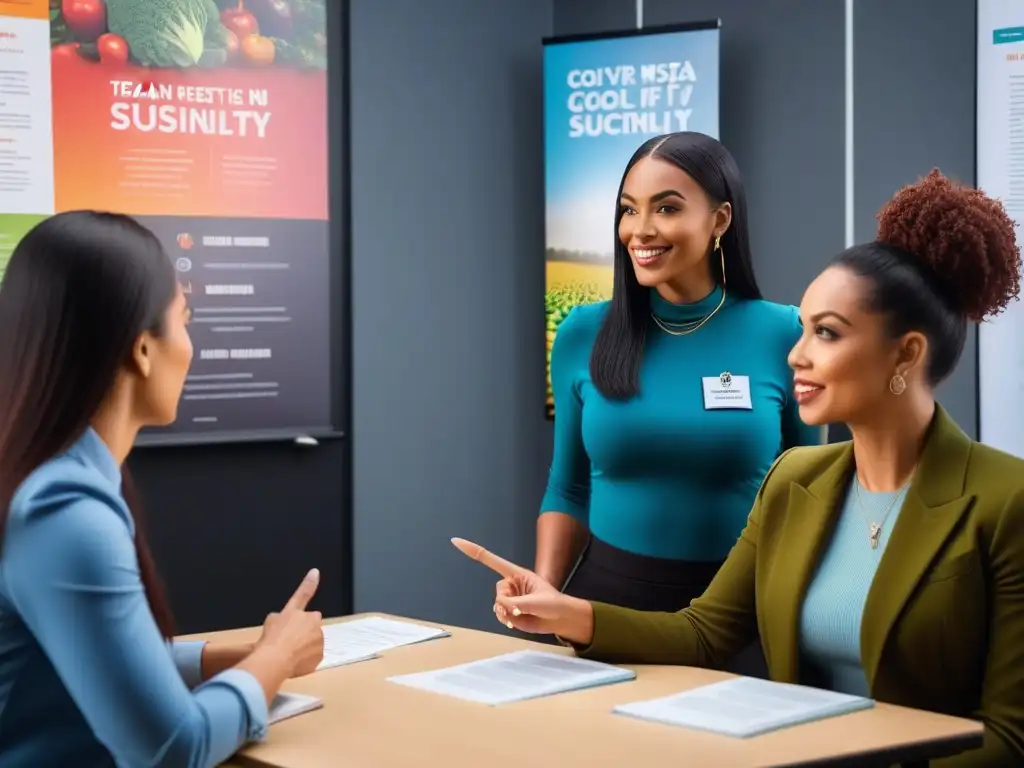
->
(590, 132, 761, 400)
(0, 211, 177, 639)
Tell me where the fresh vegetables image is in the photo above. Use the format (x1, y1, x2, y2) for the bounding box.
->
(240, 33, 274, 66)
(51, 41, 81, 60)
(219, 0, 259, 40)
(216, 0, 325, 68)
(49, 0, 326, 69)
(104, 0, 220, 68)
(96, 32, 129, 64)
(61, 0, 106, 41)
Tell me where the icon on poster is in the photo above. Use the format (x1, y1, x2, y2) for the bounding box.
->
(177, 233, 194, 249)
(175, 256, 192, 273)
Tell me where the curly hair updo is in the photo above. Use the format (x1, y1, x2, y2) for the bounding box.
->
(832, 169, 1022, 385)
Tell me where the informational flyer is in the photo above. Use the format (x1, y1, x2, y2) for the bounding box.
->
(0, 1, 54, 283)
(977, 0, 1024, 458)
(0, 0, 335, 440)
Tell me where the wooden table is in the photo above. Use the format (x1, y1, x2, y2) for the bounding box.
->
(195, 613, 983, 767)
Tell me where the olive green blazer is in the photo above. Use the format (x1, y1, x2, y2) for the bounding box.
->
(577, 405, 1024, 766)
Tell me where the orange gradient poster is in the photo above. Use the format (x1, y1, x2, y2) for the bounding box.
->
(42, 0, 333, 440)
(50, 0, 327, 218)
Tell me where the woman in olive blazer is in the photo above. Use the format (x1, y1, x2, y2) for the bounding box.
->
(454, 171, 1024, 766)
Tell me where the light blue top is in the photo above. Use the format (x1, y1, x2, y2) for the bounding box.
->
(798, 477, 909, 696)
(0, 428, 268, 767)
(543, 287, 822, 560)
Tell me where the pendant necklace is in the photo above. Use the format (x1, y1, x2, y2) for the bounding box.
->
(853, 476, 909, 549)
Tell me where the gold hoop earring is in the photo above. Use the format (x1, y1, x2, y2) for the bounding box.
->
(889, 374, 906, 396)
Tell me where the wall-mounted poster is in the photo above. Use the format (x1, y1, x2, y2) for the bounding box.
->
(542, 22, 721, 418)
(977, 0, 1024, 458)
(0, 0, 332, 443)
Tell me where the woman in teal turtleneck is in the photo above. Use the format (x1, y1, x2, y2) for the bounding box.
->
(535, 132, 822, 674)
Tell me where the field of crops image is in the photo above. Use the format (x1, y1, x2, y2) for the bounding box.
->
(545, 253, 613, 416)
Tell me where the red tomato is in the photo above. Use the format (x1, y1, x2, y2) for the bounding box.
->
(51, 42, 80, 61)
(97, 33, 129, 65)
(61, 0, 107, 41)
(221, 3, 259, 41)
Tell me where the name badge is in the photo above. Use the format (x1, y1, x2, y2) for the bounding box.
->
(702, 371, 753, 410)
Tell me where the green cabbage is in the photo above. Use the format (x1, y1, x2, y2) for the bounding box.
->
(106, 0, 221, 68)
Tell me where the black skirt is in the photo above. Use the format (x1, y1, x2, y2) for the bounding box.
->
(562, 536, 768, 679)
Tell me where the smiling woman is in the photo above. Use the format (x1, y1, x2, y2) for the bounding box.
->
(534, 132, 824, 679)
(789, 169, 1021, 431)
(461, 169, 1024, 768)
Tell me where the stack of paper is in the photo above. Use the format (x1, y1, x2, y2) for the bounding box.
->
(268, 691, 324, 725)
(387, 650, 636, 705)
(317, 616, 451, 670)
(613, 677, 874, 738)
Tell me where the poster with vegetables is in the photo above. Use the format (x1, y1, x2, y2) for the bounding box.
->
(50, 0, 327, 218)
(39, 0, 333, 440)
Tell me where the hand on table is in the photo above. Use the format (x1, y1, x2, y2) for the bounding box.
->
(450, 538, 594, 645)
(256, 568, 325, 678)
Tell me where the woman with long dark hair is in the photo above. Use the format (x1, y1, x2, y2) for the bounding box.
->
(0, 211, 324, 767)
(535, 133, 822, 652)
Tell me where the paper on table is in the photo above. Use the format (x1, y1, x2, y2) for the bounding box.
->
(319, 616, 450, 669)
(613, 677, 874, 738)
(316, 647, 379, 671)
(387, 650, 636, 706)
(268, 691, 324, 725)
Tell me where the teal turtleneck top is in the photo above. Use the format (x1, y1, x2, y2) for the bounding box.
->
(542, 286, 822, 561)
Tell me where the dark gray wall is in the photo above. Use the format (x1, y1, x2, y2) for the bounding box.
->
(131, 441, 349, 632)
(350, 0, 553, 629)
(554, 0, 634, 35)
(853, 0, 978, 436)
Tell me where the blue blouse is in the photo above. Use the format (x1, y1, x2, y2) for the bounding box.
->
(0, 428, 267, 767)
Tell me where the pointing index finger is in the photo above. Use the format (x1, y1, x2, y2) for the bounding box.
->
(451, 538, 524, 579)
(284, 568, 320, 612)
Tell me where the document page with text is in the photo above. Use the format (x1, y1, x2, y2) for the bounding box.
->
(318, 617, 450, 670)
(387, 650, 636, 705)
(614, 677, 873, 737)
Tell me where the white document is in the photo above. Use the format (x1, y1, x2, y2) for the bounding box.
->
(268, 691, 324, 725)
(0, 16, 55, 215)
(324, 616, 450, 655)
(316, 647, 379, 671)
(387, 650, 636, 706)
(614, 677, 874, 738)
